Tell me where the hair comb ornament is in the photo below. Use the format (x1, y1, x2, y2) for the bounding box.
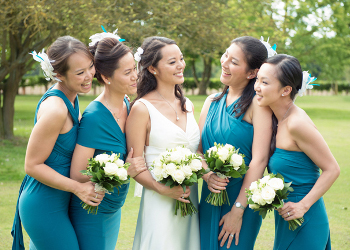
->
(89, 25, 125, 47)
(260, 37, 277, 58)
(30, 49, 61, 82)
(298, 71, 318, 97)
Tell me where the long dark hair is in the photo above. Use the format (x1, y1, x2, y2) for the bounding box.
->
(89, 37, 131, 84)
(48, 36, 94, 78)
(214, 36, 268, 117)
(132, 36, 187, 112)
(265, 54, 303, 156)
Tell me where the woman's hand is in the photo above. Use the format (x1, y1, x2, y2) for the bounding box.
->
(126, 148, 147, 178)
(218, 208, 244, 248)
(74, 181, 105, 206)
(158, 185, 191, 204)
(205, 172, 229, 193)
(277, 201, 308, 221)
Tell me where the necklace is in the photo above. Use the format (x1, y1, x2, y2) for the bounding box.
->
(156, 90, 179, 121)
(104, 95, 123, 122)
(278, 102, 293, 126)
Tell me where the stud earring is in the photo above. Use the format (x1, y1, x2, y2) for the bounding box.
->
(282, 94, 284, 96)
(107, 82, 111, 85)
(154, 72, 156, 75)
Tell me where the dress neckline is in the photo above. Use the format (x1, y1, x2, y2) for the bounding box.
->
(93, 100, 125, 134)
(140, 98, 189, 134)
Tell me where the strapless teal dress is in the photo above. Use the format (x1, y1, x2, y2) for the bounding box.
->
(199, 93, 262, 250)
(12, 87, 80, 250)
(69, 98, 130, 250)
(268, 148, 331, 250)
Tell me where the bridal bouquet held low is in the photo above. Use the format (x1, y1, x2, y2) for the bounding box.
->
(204, 143, 248, 206)
(80, 153, 130, 214)
(150, 146, 207, 217)
(246, 173, 304, 231)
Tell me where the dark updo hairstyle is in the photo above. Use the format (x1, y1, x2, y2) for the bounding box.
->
(47, 36, 94, 79)
(265, 54, 303, 156)
(214, 36, 268, 117)
(132, 36, 187, 112)
(89, 37, 132, 84)
(265, 54, 303, 100)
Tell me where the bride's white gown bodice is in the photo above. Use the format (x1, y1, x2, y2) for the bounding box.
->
(132, 98, 201, 250)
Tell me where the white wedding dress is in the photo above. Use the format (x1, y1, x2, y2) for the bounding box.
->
(132, 98, 201, 250)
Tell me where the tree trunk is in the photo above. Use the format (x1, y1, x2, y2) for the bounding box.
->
(2, 67, 24, 139)
(197, 56, 212, 95)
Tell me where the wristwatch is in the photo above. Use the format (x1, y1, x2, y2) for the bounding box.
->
(234, 202, 246, 211)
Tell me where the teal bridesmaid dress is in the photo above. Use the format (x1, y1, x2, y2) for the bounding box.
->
(199, 92, 262, 250)
(12, 87, 80, 250)
(268, 148, 331, 250)
(69, 98, 130, 250)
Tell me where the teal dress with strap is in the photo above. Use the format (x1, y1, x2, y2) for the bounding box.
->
(268, 148, 331, 250)
(12, 86, 80, 250)
(199, 93, 262, 250)
(69, 98, 130, 250)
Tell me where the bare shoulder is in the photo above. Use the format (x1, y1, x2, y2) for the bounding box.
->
(252, 96, 272, 116)
(37, 96, 68, 122)
(128, 100, 150, 120)
(287, 107, 316, 137)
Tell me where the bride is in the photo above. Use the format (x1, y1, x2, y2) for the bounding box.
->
(126, 36, 200, 250)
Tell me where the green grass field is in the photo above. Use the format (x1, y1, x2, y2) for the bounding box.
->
(1, 94, 349, 249)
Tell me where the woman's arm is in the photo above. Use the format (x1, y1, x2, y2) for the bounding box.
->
(126, 101, 190, 203)
(70, 144, 96, 183)
(278, 111, 340, 220)
(25, 97, 102, 206)
(219, 97, 273, 247)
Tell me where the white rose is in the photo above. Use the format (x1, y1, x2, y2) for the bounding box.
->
(189, 159, 202, 172)
(177, 147, 192, 157)
(260, 175, 271, 185)
(252, 191, 266, 206)
(165, 163, 177, 176)
(261, 186, 276, 204)
(224, 144, 234, 150)
(217, 147, 229, 162)
(153, 159, 163, 169)
(95, 154, 110, 165)
(230, 154, 243, 170)
(152, 167, 164, 181)
(116, 167, 128, 181)
(170, 151, 184, 164)
(172, 169, 185, 184)
(182, 165, 193, 178)
(249, 203, 260, 209)
(109, 153, 116, 162)
(104, 162, 119, 176)
(267, 178, 284, 191)
(115, 159, 125, 168)
(249, 181, 258, 192)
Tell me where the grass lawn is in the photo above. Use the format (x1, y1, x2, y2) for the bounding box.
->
(1, 94, 349, 249)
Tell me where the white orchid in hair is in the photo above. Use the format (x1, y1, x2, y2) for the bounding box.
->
(134, 47, 144, 62)
(298, 71, 317, 97)
(89, 25, 125, 46)
(30, 49, 61, 82)
(260, 36, 277, 58)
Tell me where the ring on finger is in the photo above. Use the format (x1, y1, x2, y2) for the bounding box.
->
(95, 194, 98, 199)
(287, 212, 290, 217)
(181, 195, 184, 199)
(230, 234, 234, 238)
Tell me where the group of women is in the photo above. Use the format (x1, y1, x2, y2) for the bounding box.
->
(11, 31, 339, 250)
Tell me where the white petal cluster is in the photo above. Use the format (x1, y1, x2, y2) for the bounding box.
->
(150, 146, 203, 184)
(206, 143, 244, 171)
(134, 47, 144, 62)
(94, 153, 128, 180)
(89, 29, 122, 46)
(30, 49, 61, 82)
(260, 36, 277, 58)
(298, 71, 317, 97)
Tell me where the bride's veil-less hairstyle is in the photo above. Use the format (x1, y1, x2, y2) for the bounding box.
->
(89, 37, 132, 84)
(214, 36, 268, 117)
(132, 36, 187, 112)
(47, 36, 94, 78)
(265, 54, 303, 156)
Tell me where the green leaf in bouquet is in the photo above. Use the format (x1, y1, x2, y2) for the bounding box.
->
(215, 159, 224, 168)
(221, 166, 230, 172)
(181, 184, 186, 193)
(95, 171, 103, 181)
(80, 170, 88, 175)
(206, 157, 213, 163)
(259, 209, 267, 219)
(276, 173, 284, 180)
(104, 182, 114, 192)
(210, 160, 216, 169)
(229, 170, 242, 178)
(165, 178, 174, 187)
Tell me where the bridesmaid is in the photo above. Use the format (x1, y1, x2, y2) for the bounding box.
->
(12, 36, 103, 250)
(69, 37, 147, 250)
(198, 36, 273, 250)
(254, 54, 340, 249)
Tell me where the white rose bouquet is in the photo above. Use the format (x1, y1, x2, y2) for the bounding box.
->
(245, 173, 304, 231)
(80, 153, 130, 214)
(150, 146, 207, 217)
(204, 143, 248, 206)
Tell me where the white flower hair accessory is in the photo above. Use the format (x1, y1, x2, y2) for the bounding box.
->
(260, 36, 277, 58)
(30, 49, 61, 82)
(298, 71, 317, 97)
(134, 47, 144, 62)
(89, 25, 125, 47)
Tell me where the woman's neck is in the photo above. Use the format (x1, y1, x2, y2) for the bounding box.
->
(103, 87, 125, 109)
(155, 84, 176, 101)
(54, 82, 77, 104)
